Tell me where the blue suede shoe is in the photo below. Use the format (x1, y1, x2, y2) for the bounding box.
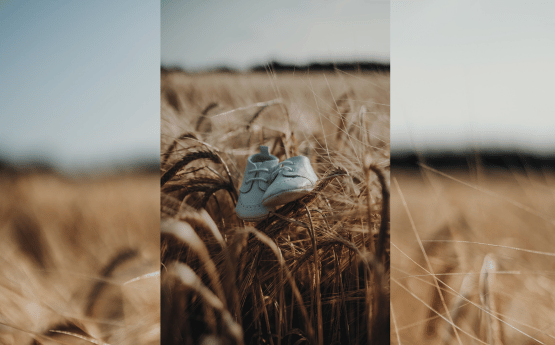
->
(262, 155, 318, 207)
(235, 146, 279, 221)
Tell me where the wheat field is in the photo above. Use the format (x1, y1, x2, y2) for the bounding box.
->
(391, 165, 555, 344)
(160, 69, 390, 344)
(0, 170, 160, 344)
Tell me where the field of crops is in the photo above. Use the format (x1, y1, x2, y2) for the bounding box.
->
(0, 170, 159, 344)
(391, 165, 555, 344)
(160, 70, 390, 345)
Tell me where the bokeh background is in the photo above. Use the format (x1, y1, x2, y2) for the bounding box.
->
(391, 0, 555, 160)
(162, 0, 389, 71)
(0, 0, 159, 173)
(0, 2, 161, 344)
(390, 2, 555, 344)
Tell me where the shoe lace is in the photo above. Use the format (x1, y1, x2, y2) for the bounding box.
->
(270, 161, 294, 181)
(245, 167, 270, 183)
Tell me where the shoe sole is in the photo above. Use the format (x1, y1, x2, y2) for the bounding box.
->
(240, 216, 268, 222)
(235, 205, 272, 222)
(262, 185, 314, 207)
(237, 214, 270, 222)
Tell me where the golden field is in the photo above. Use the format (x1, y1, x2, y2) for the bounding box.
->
(0, 171, 159, 344)
(391, 166, 555, 344)
(160, 70, 390, 345)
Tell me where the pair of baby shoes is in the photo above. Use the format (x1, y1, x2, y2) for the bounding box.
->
(235, 146, 318, 221)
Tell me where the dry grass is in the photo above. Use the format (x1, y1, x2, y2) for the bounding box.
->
(160, 69, 390, 344)
(391, 165, 555, 344)
(0, 171, 160, 344)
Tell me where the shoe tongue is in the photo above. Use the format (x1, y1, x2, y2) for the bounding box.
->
(241, 147, 275, 193)
(260, 145, 270, 156)
(250, 145, 277, 166)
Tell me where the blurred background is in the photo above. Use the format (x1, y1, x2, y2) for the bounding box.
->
(0, 0, 159, 174)
(0, 2, 160, 343)
(391, 2, 555, 343)
(391, 0, 555, 169)
(162, 0, 389, 71)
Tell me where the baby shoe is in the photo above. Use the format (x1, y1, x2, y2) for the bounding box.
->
(235, 146, 279, 221)
(262, 155, 318, 207)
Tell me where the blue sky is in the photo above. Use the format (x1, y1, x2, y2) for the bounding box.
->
(0, 0, 388, 171)
(0, 0, 159, 170)
(391, 0, 555, 154)
(161, 0, 390, 70)
(6, 0, 550, 164)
